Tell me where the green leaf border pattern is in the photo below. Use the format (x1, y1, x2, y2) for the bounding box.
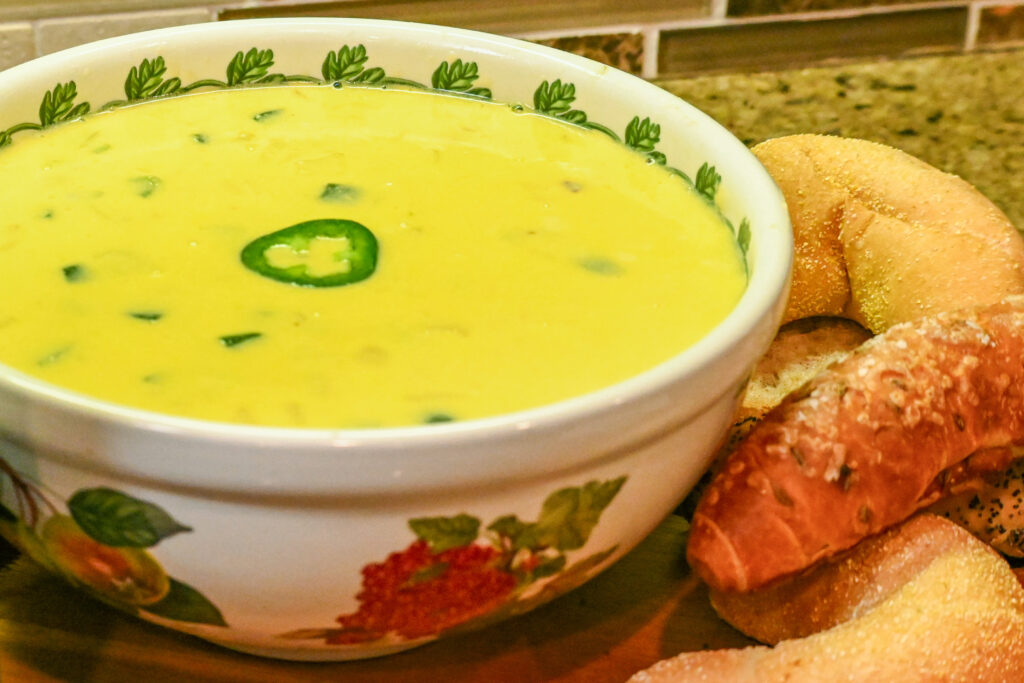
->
(0, 45, 751, 262)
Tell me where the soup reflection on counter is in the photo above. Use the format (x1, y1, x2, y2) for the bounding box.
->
(0, 84, 746, 428)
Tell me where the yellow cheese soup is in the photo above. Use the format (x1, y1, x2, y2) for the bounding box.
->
(0, 84, 746, 427)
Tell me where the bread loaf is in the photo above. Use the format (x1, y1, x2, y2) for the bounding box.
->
(688, 297, 1024, 593)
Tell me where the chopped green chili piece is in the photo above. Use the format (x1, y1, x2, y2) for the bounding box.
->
(319, 183, 361, 203)
(253, 109, 282, 122)
(579, 256, 622, 275)
(219, 332, 262, 348)
(38, 346, 71, 366)
(192, 133, 209, 144)
(424, 413, 455, 424)
(62, 264, 87, 282)
(131, 175, 161, 198)
(128, 311, 163, 322)
(240, 218, 378, 288)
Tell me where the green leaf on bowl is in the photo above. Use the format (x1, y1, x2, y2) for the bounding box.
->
(351, 66, 387, 85)
(142, 577, 227, 626)
(486, 514, 532, 548)
(431, 59, 492, 99)
(695, 162, 722, 201)
(737, 217, 751, 255)
(408, 513, 480, 552)
(68, 487, 192, 548)
(39, 81, 90, 127)
(647, 150, 668, 166)
(227, 48, 275, 86)
(124, 57, 182, 101)
(533, 79, 594, 128)
(624, 116, 661, 153)
(559, 109, 588, 125)
(322, 44, 370, 81)
(527, 545, 619, 606)
(531, 553, 567, 579)
(534, 79, 576, 115)
(520, 476, 626, 552)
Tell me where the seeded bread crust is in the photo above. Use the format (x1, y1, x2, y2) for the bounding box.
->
(928, 456, 1024, 557)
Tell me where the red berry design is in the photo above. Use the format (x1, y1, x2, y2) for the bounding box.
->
(329, 540, 517, 643)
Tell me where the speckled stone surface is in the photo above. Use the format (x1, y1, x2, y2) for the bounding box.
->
(656, 49, 1024, 229)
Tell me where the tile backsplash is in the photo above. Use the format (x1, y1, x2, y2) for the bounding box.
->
(0, 0, 1022, 76)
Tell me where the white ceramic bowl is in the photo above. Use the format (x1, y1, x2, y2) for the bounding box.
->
(0, 18, 791, 660)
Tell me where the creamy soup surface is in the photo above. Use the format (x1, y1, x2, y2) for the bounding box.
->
(0, 84, 745, 427)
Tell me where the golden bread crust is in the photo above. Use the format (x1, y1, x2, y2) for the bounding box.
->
(632, 516, 1024, 683)
(753, 134, 1024, 334)
(708, 514, 983, 644)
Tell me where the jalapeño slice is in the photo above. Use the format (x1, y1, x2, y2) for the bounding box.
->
(241, 218, 378, 287)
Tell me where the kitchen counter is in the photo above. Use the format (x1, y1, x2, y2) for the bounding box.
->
(1, 47, 1022, 681)
(657, 48, 1024, 229)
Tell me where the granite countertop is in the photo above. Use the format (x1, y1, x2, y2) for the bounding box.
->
(656, 49, 1024, 229)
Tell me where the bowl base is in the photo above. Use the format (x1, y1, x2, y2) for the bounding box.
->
(200, 634, 434, 662)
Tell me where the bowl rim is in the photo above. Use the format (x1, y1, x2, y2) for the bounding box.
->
(0, 17, 793, 452)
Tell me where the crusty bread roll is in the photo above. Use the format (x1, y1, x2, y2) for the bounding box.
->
(688, 297, 1024, 593)
(753, 134, 1024, 334)
(630, 515, 1024, 682)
